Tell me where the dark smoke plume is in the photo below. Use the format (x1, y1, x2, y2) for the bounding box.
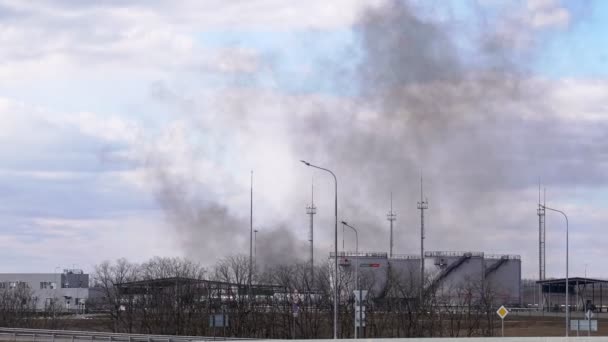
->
(150, 0, 605, 275)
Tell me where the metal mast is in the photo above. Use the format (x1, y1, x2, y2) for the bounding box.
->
(387, 193, 396, 258)
(417, 177, 428, 292)
(306, 179, 317, 287)
(537, 182, 546, 282)
(249, 170, 253, 288)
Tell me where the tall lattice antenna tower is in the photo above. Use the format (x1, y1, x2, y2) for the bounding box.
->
(387, 193, 396, 258)
(537, 181, 546, 281)
(306, 178, 317, 286)
(417, 177, 428, 291)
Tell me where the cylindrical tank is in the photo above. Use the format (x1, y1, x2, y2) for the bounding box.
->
(425, 251, 485, 293)
(484, 254, 522, 306)
(388, 255, 421, 297)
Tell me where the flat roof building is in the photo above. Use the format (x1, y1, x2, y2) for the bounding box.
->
(0, 269, 92, 312)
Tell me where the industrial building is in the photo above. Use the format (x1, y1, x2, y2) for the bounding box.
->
(0, 269, 92, 312)
(521, 277, 608, 312)
(332, 251, 522, 305)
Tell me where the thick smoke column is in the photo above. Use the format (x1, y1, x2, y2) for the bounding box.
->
(290, 0, 541, 245)
(152, 0, 600, 273)
(153, 164, 308, 267)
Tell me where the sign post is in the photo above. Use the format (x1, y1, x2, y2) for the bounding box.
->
(354, 290, 368, 339)
(586, 310, 594, 337)
(571, 319, 597, 333)
(291, 290, 300, 340)
(496, 305, 509, 337)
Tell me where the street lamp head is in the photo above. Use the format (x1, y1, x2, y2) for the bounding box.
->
(300, 160, 311, 166)
(341, 220, 348, 226)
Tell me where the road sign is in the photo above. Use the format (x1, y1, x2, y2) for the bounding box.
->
(292, 303, 300, 317)
(571, 320, 597, 332)
(209, 314, 228, 328)
(291, 289, 301, 304)
(496, 306, 509, 319)
(355, 302, 367, 329)
(586, 310, 594, 320)
(497, 305, 508, 337)
(353, 290, 368, 303)
(355, 316, 366, 327)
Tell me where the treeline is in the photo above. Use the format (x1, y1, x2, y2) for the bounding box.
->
(88, 255, 502, 338)
(0, 286, 64, 329)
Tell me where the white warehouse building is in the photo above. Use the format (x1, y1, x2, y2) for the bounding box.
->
(0, 269, 93, 311)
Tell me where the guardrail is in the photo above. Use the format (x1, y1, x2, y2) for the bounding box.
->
(0, 327, 253, 342)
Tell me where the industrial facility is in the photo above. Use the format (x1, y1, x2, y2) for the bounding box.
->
(318, 179, 522, 307)
(0, 269, 94, 312)
(332, 251, 522, 306)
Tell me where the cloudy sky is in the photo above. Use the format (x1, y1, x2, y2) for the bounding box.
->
(0, 0, 607, 278)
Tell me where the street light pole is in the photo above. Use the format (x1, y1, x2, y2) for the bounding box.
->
(342, 221, 359, 339)
(249, 171, 253, 290)
(301, 160, 338, 339)
(254, 229, 259, 270)
(542, 204, 569, 337)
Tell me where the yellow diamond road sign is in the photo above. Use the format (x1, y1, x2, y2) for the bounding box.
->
(497, 305, 508, 319)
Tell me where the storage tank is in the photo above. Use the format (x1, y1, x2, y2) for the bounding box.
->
(331, 252, 389, 297)
(484, 254, 522, 306)
(388, 255, 421, 297)
(425, 251, 485, 295)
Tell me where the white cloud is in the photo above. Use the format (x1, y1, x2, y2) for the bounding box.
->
(0, 214, 180, 273)
(0, 0, 384, 81)
(527, 0, 570, 29)
(488, 0, 570, 51)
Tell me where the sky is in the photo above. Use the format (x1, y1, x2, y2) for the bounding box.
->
(0, 0, 607, 279)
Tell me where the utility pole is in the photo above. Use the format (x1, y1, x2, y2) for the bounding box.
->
(387, 193, 396, 258)
(249, 171, 253, 293)
(306, 179, 317, 287)
(417, 177, 428, 294)
(254, 229, 258, 268)
(537, 181, 546, 310)
(300, 160, 338, 339)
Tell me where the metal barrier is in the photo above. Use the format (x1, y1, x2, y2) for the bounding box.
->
(485, 254, 521, 260)
(330, 251, 388, 258)
(424, 251, 484, 258)
(390, 254, 420, 260)
(0, 327, 253, 342)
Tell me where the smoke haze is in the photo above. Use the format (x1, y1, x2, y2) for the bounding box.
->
(150, 0, 605, 277)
